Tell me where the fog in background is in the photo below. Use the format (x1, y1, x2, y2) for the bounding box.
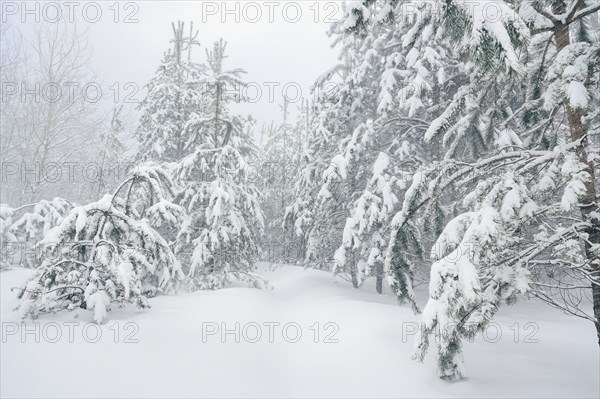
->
(2, 1, 341, 150)
(1, 1, 342, 205)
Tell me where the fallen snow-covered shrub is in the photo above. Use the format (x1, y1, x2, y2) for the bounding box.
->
(17, 164, 185, 323)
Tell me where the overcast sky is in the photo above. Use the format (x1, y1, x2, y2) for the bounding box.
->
(3, 1, 343, 129)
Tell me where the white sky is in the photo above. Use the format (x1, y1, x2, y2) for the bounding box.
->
(3, 1, 344, 129)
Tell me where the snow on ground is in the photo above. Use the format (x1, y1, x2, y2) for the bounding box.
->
(1, 263, 598, 398)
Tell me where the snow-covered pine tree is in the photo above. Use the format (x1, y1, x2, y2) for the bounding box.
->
(295, 0, 462, 293)
(520, 0, 599, 344)
(283, 99, 321, 263)
(184, 39, 249, 151)
(368, 0, 600, 379)
(172, 39, 265, 290)
(284, 84, 352, 272)
(17, 164, 185, 323)
(96, 106, 128, 197)
(286, 5, 392, 278)
(135, 21, 206, 163)
(259, 97, 305, 263)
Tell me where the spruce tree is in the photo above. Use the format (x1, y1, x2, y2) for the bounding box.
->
(135, 22, 206, 163)
(173, 39, 265, 289)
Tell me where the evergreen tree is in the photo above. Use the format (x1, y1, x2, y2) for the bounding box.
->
(260, 97, 305, 263)
(356, 0, 600, 379)
(285, 88, 348, 272)
(291, 0, 462, 293)
(173, 39, 265, 289)
(136, 22, 206, 162)
(96, 106, 128, 197)
(283, 99, 320, 262)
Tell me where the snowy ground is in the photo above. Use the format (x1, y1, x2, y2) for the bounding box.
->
(1, 264, 598, 398)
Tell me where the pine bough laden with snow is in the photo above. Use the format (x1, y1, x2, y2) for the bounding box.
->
(398, 145, 596, 380)
(339, 0, 600, 381)
(17, 164, 185, 324)
(1, 198, 75, 269)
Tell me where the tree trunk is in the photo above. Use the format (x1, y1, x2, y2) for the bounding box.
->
(553, 0, 600, 343)
(350, 254, 359, 289)
(375, 263, 383, 294)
